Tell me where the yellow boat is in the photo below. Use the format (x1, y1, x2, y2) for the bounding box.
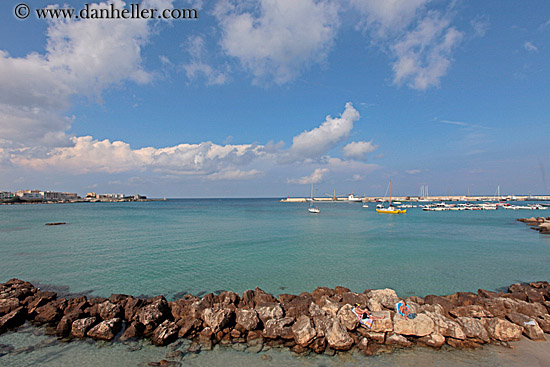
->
(377, 180, 406, 214)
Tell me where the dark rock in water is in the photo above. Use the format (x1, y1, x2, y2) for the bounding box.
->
(33, 304, 61, 324)
(45, 222, 66, 226)
(71, 317, 97, 338)
(121, 322, 144, 341)
(0, 307, 27, 333)
(0, 343, 15, 356)
(56, 313, 83, 337)
(87, 318, 122, 341)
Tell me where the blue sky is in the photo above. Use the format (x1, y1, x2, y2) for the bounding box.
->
(0, 0, 549, 197)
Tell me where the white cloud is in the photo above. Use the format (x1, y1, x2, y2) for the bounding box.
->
(342, 140, 377, 160)
(524, 41, 538, 53)
(182, 35, 229, 85)
(406, 169, 421, 174)
(391, 11, 463, 90)
(440, 119, 467, 126)
(213, 0, 340, 84)
(282, 102, 360, 163)
(288, 168, 329, 184)
(205, 169, 263, 181)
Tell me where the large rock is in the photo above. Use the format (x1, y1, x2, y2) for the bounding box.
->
(393, 313, 434, 337)
(33, 304, 62, 324)
(0, 298, 21, 316)
(325, 319, 354, 350)
(87, 318, 122, 341)
(202, 307, 234, 332)
(449, 305, 493, 319)
(319, 296, 340, 318)
(151, 320, 179, 345)
(386, 333, 412, 347)
(370, 311, 393, 333)
(312, 314, 331, 337)
(337, 304, 358, 331)
(236, 309, 259, 331)
(98, 301, 122, 320)
(482, 318, 523, 342)
(426, 312, 466, 340)
(0, 307, 26, 333)
(263, 317, 293, 339)
(417, 333, 445, 348)
(456, 317, 490, 343)
(506, 313, 546, 341)
(255, 303, 283, 324)
(133, 296, 170, 335)
(120, 322, 144, 341)
(71, 317, 97, 338)
(367, 289, 399, 309)
(291, 315, 316, 346)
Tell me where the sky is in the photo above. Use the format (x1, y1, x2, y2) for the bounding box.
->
(0, 0, 549, 198)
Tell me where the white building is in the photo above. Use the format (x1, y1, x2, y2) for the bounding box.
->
(0, 191, 15, 201)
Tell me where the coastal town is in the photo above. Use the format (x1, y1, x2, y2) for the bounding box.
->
(0, 190, 148, 204)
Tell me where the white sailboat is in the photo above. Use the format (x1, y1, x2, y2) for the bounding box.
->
(308, 183, 320, 213)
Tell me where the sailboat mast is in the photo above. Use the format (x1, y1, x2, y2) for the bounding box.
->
(389, 180, 392, 204)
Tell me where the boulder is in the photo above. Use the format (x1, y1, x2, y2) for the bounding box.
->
(449, 305, 493, 319)
(236, 309, 259, 331)
(536, 315, 550, 333)
(325, 319, 354, 351)
(291, 315, 316, 346)
(198, 327, 213, 349)
(357, 329, 385, 343)
(253, 287, 277, 305)
(386, 333, 412, 347)
(120, 322, 144, 341)
(417, 333, 445, 348)
(312, 314, 331, 337)
(337, 304, 358, 331)
(56, 314, 82, 337)
(98, 301, 122, 320)
(426, 312, 466, 340)
(424, 295, 456, 315)
(370, 311, 393, 333)
(133, 297, 170, 336)
(456, 317, 490, 343)
(263, 317, 293, 339)
(71, 317, 97, 338)
(367, 289, 399, 309)
(310, 336, 327, 354)
(151, 320, 179, 345)
(393, 313, 434, 337)
(357, 337, 369, 350)
(308, 302, 325, 317)
(33, 304, 62, 324)
(506, 313, 546, 341)
(202, 307, 234, 332)
(0, 298, 21, 316)
(124, 298, 145, 320)
(0, 307, 27, 333)
(177, 318, 201, 338)
(255, 303, 283, 324)
(341, 292, 368, 307)
(482, 318, 523, 342)
(319, 296, 340, 318)
(87, 318, 122, 341)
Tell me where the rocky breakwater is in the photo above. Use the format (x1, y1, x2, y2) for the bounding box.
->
(518, 216, 550, 234)
(1, 279, 550, 357)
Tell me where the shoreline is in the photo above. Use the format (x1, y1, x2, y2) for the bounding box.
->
(1, 279, 549, 363)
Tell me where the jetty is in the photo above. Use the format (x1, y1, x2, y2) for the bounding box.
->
(281, 195, 550, 203)
(1, 278, 549, 360)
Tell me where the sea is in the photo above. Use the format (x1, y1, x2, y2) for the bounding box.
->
(1, 199, 550, 366)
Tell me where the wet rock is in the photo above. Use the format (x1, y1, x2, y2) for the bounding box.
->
(291, 315, 316, 346)
(71, 317, 97, 338)
(33, 304, 62, 324)
(0, 307, 27, 333)
(386, 333, 412, 347)
(176, 318, 201, 338)
(87, 318, 122, 340)
(325, 319, 353, 351)
(152, 320, 179, 346)
(482, 318, 523, 342)
(446, 338, 482, 349)
(281, 293, 312, 319)
(121, 322, 144, 341)
(56, 314, 82, 337)
(337, 304, 358, 331)
(393, 313, 434, 337)
(0, 343, 15, 356)
(124, 298, 145, 321)
(198, 327, 213, 350)
(506, 312, 546, 341)
(202, 307, 234, 333)
(426, 312, 466, 340)
(417, 333, 445, 348)
(310, 336, 327, 354)
(456, 317, 490, 343)
(366, 289, 399, 309)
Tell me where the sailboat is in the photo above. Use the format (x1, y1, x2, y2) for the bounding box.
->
(308, 183, 320, 213)
(376, 180, 406, 214)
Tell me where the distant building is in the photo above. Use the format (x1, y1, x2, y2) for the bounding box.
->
(18, 191, 43, 201)
(86, 192, 98, 199)
(42, 191, 79, 201)
(0, 191, 15, 201)
(98, 193, 124, 200)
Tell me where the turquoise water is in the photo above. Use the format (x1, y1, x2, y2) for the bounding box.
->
(2, 199, 550, 366)
(1, 199, 549, 298)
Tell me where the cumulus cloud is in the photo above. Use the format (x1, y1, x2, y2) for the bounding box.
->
(406, 169, 421, 174)
(288, 168, 329, 184)
(213, 0, 340, 84)
(282, 102, 360, 163)
(0, 0, 165, 148)
(205, 169, 263, 181)
(182, 35, 229, 85)
(524, 41, 538, 53)
(342, 140, 377, 160)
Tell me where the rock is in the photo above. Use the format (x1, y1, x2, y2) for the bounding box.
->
(255, 303, 283, 324)
(449, 305, 493, 319)
(202, 307, 234, 332)
(478, 289, 501, 298)
(482, 318, 523, 342)
(33, 304, 62, 324)
(121, 322, 144, 341)
(124, 298, 145, 320)
(308, 302, 325, 317)
(87, 318, 122, 340)
(386, 333, 412, 347)
(536, 315, 550, 333)
(370, 311, 393, 333)
(134, 297, 170, 336)
(341, 292, 368, 307)
(253, 287, 277, 305)
(367, 289, 399, 309)
(312, 314, 331, 337)
(426, 312, 466, 340)
(424, 295, 455, 315)
(319, 296, 340, 318)
(98, 301, 122, 320)
(235, 309, 259, 331)
(456, 317, 490, 343)
(357, 329, 385, 343)
(0, 307, 27, 333)
(0, 298, 21, 316)
(506, 313, 546, 341)
(325, 319, 353, 351)
(393, 313, 434, 337)
(291, 315, 316, 346)
(198, 327, 213, 349)
(56, 314, 82, 337)
(312, 287, 335, 303)
(367, 298, 383, 312)
(446, 338, 482, 349)
(310, 336, 327, 354)
(177, 318, 201, 338)
(0, 343, 15, 356)
(357, 337, 369, 350)
(151, 320, 179, 346)
(417, 333, 445, 348)
(337, 304, 358, 331)
(263, 317, 293, 339)
(71, 317, 97, 338)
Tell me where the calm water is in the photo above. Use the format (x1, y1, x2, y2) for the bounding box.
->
(1, 199, 550, 366)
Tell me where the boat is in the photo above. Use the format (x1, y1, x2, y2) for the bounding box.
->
(376, 180, 406, 214)
(362, 204, 369, 208)
(347, 193, 362, 202)
(308, 183, 320, 214)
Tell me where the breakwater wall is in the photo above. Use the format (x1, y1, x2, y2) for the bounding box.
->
(1, 279, 549, 358)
